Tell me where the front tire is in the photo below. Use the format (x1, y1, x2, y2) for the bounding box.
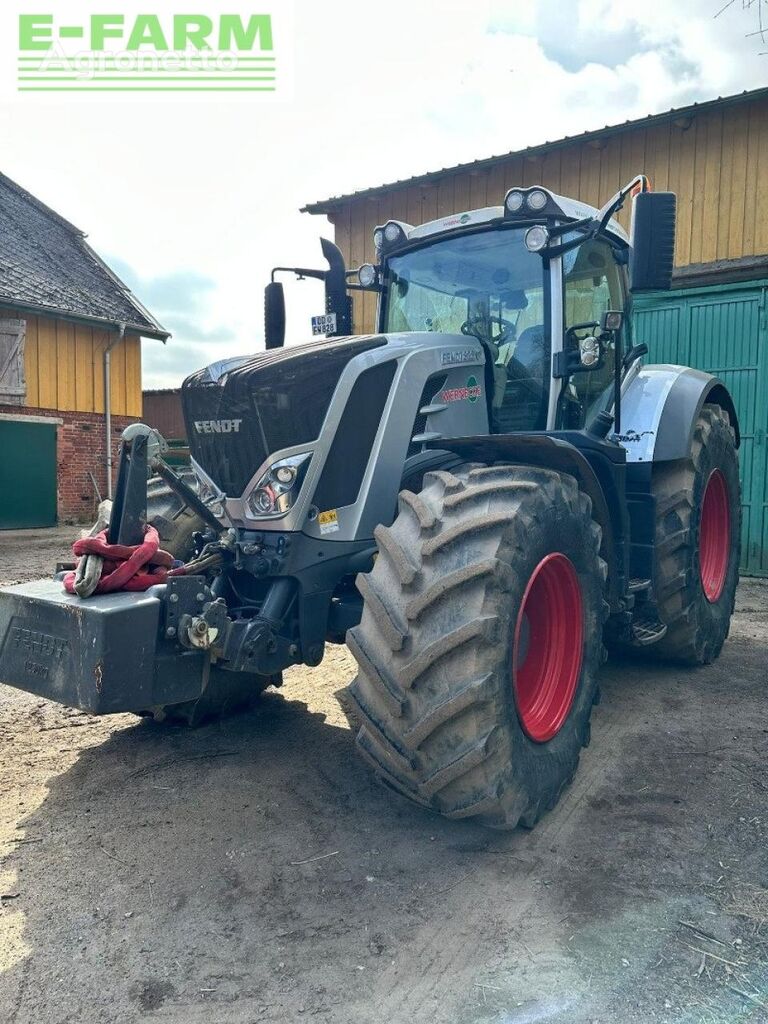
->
(651, 403, 741, 664)
(147, 471, 203, 563)
(346, 464, 607, 830)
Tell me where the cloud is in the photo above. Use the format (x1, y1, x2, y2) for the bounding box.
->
(161, 314, 235, 344)
(109, 257, 236, 384)
(108, 257, 218, 316)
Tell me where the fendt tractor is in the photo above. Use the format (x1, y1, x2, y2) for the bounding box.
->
(0, 176, 741, 830)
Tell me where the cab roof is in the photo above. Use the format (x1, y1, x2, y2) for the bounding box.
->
(390, 187, 628, 251)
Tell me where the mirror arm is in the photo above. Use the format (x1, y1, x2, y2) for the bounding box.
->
(595, 173, 650, 232)
(270, 266, 326, 283)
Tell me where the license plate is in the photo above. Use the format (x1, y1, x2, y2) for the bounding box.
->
(311, 313, 337, 336)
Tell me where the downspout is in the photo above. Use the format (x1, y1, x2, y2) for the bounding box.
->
(104, 322, 126, 500)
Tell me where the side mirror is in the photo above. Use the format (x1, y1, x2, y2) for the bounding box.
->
(630, 191, 676, 292)
(264, 281, 286, 350)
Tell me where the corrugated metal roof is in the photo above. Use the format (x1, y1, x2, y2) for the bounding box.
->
(302, 86, 768, 214)
(0, 171, 169, 339)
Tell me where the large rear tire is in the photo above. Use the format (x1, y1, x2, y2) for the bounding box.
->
(345, 464, 607, 830)
(651, 403, 741, 664)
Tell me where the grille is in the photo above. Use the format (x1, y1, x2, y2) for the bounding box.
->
(182, 335, 386, 496)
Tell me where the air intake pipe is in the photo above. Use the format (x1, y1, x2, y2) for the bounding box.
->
(265, 238, 353, 349)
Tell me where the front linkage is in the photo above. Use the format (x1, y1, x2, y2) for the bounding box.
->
(115, 425, 317, 689)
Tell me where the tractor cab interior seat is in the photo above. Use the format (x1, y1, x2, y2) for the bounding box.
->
(493, 324, 550, 434)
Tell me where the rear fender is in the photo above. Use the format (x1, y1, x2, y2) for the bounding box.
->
(619, 365, 740, 464)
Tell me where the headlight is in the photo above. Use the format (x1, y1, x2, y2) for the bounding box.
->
(505, 189, 524, 213)
(524, 225, 550, 252)
(274, 465, 297, 485)
(527, 189, 548, 211)
(246, 453, 312, 519)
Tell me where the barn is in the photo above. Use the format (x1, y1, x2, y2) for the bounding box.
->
(303, 86, 768, 575)
(0, 172, 168, 528)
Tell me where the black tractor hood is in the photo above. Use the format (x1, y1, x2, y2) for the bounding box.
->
(182, 334, 387, 496)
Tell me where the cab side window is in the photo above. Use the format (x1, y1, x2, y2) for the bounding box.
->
(561, 240, 625, 428)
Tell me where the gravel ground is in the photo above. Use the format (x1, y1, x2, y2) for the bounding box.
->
(1, 528, 767, 1023)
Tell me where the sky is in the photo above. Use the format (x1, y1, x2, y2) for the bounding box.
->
(0, 0, 766, 388)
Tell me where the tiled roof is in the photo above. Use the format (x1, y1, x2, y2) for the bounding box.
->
(302, 86, 768, 214)
(0, 172, 168, 339)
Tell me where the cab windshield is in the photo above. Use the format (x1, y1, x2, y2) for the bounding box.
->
(383, 228, 549, 431)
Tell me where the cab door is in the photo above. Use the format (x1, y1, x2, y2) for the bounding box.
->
(558, 239, 627, 430)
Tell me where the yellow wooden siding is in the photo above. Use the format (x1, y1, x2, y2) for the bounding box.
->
(2, 309, 143, 416)
(332, 95, 768, 333)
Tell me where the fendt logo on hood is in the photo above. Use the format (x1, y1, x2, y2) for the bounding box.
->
(194, 419, 243, 434)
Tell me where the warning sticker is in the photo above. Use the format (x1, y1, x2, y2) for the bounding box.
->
(318, 509, 339, 535)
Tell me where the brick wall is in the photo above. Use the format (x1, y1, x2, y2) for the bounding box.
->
(0, 404, 136, 522)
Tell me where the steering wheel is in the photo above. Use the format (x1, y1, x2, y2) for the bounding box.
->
(461, 315, 516, 347)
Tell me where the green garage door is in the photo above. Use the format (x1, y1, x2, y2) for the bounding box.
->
(0, 419, 57, 529)
(634, 281, 768, 576)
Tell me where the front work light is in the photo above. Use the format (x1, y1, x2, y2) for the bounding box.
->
(246, 452, 312, 519)
(527, 189, 548, 211)
(505, 189, 524, 213)
(373, 229, 384, 251)
(384, 222, 401, 242)
(579, 336, 601, 368)
(601, 310, 624, 332)
(524, 225, 550, 252)
(357, 263, 377, 287)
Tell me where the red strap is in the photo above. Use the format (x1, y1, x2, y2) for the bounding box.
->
(63, 526, 181, 596)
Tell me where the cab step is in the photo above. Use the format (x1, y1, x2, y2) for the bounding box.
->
(631, 612, 668, 646)
(627, 577, 651, 594)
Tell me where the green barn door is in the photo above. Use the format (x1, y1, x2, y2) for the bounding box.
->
(634, 282, 768, 576)
(0, 419, 57, 529)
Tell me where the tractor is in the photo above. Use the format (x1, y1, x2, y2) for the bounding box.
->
(0, 175, 741, 830)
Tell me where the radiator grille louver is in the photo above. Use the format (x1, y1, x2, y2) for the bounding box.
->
(408, 374, 447, 457)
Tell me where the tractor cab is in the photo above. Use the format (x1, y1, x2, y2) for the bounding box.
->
(266, 177, 675, 445)
(373, 203, 630, 437)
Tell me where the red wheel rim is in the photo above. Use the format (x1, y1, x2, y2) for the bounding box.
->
(512, 553, 584, 743)
(699, 469, 730, 603)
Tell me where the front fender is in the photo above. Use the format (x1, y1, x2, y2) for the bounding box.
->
(619, 365, 740, 464)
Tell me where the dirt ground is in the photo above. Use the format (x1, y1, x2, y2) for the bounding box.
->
(1, 527, 767, 1024)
